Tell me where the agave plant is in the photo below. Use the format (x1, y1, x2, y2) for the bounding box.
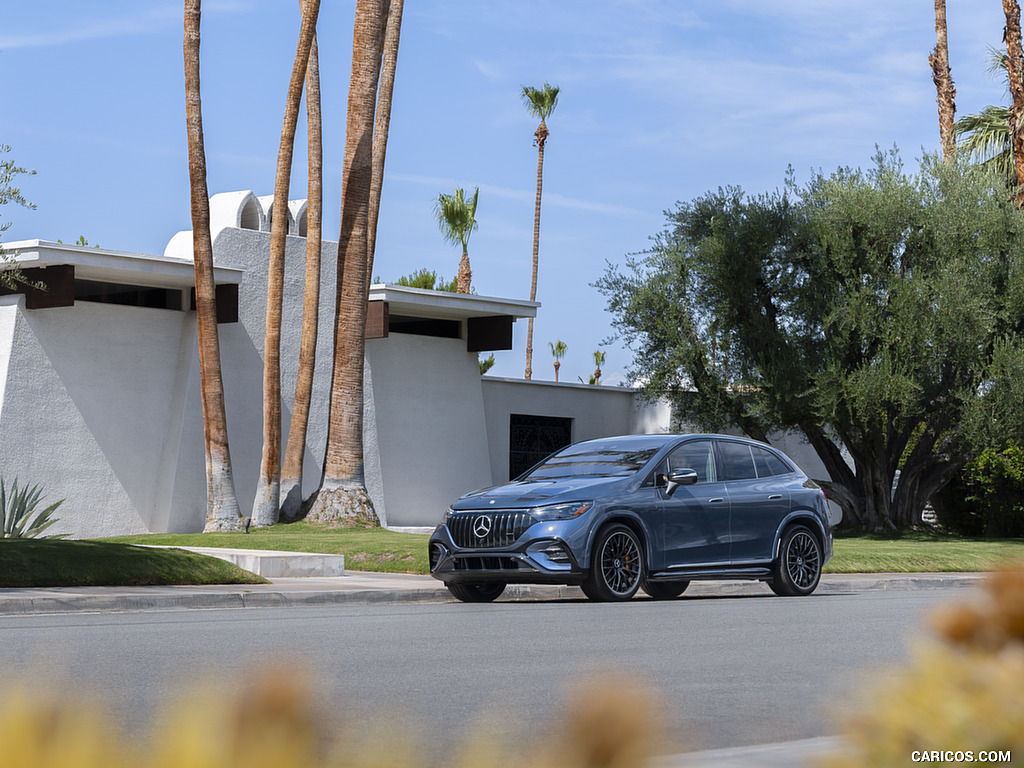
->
(1, 477, 65, 539)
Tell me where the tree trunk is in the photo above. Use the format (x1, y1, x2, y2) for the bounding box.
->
(184, 0, 243, 532)
(524, 119, 548, 380)
(252, 0, 321, 527)
(930, 0, 957, 162)
(456, 244, 471, 294)
(1004, 0, 1024, 204)
(281, 33, 323, 522)
(307, 0, 386, 525)
(366, 0, 404, 291)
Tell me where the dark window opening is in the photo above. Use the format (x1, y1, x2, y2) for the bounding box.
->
(388, 314, 460, 339)
(75, 279, 183, 311)
(509, 414, 572, 480)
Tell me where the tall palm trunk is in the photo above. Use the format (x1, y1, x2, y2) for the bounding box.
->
(366, 0, 404, 291)
(524, 118, 548, 380)
(307, 0, 387, 524)
(184, 0, 243, 532)
(280, 33, 323, 521)
(252, 0, 321, 527)
(1003, 0, 1024, 203)
(930, 0, 956, 162)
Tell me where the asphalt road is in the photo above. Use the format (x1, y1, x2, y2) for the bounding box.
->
(0, 588, 954, 760)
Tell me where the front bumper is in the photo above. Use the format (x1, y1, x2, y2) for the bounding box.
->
(428, 522, 585, 586)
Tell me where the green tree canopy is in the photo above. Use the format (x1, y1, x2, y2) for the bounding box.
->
(596, 150, 1024, 529)
(1, 144, 37, 291)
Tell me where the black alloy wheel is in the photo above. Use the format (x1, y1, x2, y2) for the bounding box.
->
(582, 524, 645, 602)
(769, 524, 822, 596)
(641, 579, 690, 599)
(447, 582, 506, 603)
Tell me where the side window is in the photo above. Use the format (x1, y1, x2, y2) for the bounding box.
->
(717, 441, 757, 481)
(666, 440, 717, 483)
(751, 446, 792, 477)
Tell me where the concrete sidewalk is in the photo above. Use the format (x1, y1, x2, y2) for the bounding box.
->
(0, 563, 986, 616)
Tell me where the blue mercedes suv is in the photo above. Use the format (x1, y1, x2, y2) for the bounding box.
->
(429, 434, 832, 602)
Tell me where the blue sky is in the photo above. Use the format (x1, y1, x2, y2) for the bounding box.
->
(0, 0, 1009, 383)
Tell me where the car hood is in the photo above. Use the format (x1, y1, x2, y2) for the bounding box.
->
(452, 476, 625, 510)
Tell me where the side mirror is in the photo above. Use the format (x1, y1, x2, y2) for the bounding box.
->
(665, 468, 699, 497)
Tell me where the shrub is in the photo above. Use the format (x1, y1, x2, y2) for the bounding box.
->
(820, 565, 1024, 768)
(932, 442, 1024, 537)
(0, 477, 64, 539)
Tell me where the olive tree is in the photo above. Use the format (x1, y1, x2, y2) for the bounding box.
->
(596, 150, 1024, 529)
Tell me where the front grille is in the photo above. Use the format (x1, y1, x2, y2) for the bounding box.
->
(453, 556, 521, 571)
(449, 510, 535, 548)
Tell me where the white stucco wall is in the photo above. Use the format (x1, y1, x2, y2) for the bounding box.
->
(365, 333, 493, 527)
(480, 378, 672, 485)
(0, 294, 192, 537)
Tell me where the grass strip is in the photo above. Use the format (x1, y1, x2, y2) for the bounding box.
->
(0, 539, 267, 587)
(826, 531, 1024, 573)
(99, 520, 430, 574)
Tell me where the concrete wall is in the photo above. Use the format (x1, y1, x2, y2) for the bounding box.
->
(0, 294, 192, 536)
(480, 378, 670, 486)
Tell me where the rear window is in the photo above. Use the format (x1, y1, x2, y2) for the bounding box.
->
(752, 446, 793, 477)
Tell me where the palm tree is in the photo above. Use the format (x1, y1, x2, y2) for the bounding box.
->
(521, 82, 559, 380)
(281, 32, 323, 522)
(1004, 0, 1024, 199)
(592, 349, 605, 385)
(252, 0, 321, 528)
(366, 0, 404, 291)
(929, 0, 956, 162)
(549, 339, 567, 382)
(307, 0, 388, 524)
(434, 187, 479, 294)
(955, 51, 1015, 180)
(184, 0, 243, 531)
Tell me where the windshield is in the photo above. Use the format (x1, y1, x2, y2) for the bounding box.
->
(521, 441, 662, 480)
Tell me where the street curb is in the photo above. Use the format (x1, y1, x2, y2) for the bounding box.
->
(0, 572, 987, 616)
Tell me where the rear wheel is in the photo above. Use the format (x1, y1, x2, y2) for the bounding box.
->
(582, 524, 644, 602)
(641, 580, 690, 599)
(446, 582, 506, 603)
(769, 525, 822, 596)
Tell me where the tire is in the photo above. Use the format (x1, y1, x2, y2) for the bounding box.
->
(582, 524, 645, 602)
(446, 582, 506, 603)
(641, 580, 690, 599)
(769, 525, 822, 596)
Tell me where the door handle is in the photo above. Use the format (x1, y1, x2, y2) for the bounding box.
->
(768, 494, 783, 501)
(708, 497, 725, 503)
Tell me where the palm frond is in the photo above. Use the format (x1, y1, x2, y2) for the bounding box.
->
(955, 105, 1014, 179)
(433, 187, 479, 249)
(521, 82, 560, 121)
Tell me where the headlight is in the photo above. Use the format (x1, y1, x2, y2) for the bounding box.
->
(530, 501, 594, 521)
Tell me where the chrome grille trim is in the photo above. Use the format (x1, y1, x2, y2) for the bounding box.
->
(449, 511, 535, 548)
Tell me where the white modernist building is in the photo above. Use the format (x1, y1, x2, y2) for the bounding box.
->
(0, 191, 680, 538)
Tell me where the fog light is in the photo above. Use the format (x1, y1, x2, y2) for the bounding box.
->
(542, 544, 571, 563)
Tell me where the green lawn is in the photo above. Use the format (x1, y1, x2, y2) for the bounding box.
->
(104, 522, 1024, 577)
(99, 520, 431, 574)
(826, 531, 1024, 573)
(0, 539, 267, 588)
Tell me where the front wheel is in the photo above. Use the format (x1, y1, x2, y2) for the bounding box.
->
(582, 524, 645, 602)
(446, 582, 506, 603)
(769, 525, 822, 596)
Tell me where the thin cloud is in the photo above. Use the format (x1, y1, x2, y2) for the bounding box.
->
(0, 3, 250, 50)
(389, 172, 648, 217)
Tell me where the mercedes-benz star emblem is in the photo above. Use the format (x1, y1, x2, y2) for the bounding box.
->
(473, 515, 492, 539)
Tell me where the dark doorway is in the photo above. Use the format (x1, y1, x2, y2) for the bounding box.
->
(508, 414, 572, 480)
